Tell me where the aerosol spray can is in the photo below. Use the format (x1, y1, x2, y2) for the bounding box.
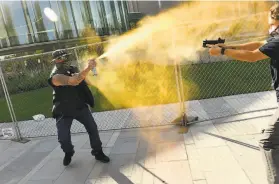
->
(92, 56, 107, 76)
(92, 67, 97, 76)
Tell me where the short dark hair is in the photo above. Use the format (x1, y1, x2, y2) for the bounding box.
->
(270, 3, 279, 20)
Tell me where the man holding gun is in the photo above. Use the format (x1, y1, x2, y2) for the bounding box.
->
(48, 49, 110, 166)
(207, 3, 279, 183)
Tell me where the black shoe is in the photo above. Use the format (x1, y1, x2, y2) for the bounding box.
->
(63, 151, 75, 166)
(91, 149, 110, 163)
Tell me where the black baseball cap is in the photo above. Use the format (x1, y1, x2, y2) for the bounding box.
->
(52, 49, 71, 60)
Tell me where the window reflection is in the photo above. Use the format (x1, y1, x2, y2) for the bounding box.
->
(60, 1, 78, 39)
(88, 1, 108, 36)
(103, 1, 118, 34)
(0, 1, 30, 46)
(0, 0, 130, 48)
(114, 0, 126, 33)
(49, 1, 77, 39)
(31, 1, 56, 42)
(121, 0, 130, 31)
(0, 6, 9, 48)
(71, 1, 91, 37)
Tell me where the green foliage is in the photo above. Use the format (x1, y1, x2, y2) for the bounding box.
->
(1, 54, 53, 97)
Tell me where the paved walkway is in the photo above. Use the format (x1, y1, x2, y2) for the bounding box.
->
(0, 91, 278, 184)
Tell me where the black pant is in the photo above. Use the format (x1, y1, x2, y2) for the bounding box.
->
(259, 108, 279, 184)
(56, 105, 102, 153)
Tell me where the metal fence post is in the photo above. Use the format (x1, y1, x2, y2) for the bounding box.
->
(74, 47, 81, 69)
(0, 62, 28, 143)
(177, 63, 187, 126)
(171, 28, 186, 126)
(172, 28, 198, 128)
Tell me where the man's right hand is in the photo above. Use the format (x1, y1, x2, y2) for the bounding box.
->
(216, 43, 226, 48)
(52, 60, 96, 87)
(52, 59, 98, 87)
(87, 59, 97, 70)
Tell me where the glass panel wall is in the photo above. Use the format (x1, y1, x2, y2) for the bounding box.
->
(0, 6, 9, 48)
(120, 0, 130, 31)
(0, 0, 130, 48)
(88, 1, 109, 35)
(25, 1, 57, 42)
(71, 1, 92, 37)
(103, 1, 118, 34)
(21, 1, 36, 44)
(49, 1, 78, 39)
(114, 0, 127, 33)
(0, 1, 30, 46)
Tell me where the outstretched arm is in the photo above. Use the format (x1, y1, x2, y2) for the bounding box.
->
(223, 49, 269, 62)
(51, 59, 96, 86)
(226, 41, 266, 51)
(218, 40, 267, 51)
(207, 44, 269, 62)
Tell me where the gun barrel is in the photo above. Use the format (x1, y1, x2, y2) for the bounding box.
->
(202, 38, 225, 48)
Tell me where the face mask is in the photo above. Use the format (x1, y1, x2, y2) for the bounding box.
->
(55, 61, 71, 70)
(269, 25, 279, 37)
(54, 55, 71, 71)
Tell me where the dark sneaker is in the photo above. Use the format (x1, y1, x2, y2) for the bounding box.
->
(91, 149, 110, 163)
(63, 151, 75, 166)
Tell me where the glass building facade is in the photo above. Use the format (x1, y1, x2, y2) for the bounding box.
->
(0, 0, 129, 49)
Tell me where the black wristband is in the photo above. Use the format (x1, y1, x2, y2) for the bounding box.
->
(221, 47, 226, 55)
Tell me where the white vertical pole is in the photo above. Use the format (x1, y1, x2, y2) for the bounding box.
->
(74, 48, 80, 67)
(0, 62, 22, 140)
(172, 28, 184, 121)
(158, 0, 162, 10)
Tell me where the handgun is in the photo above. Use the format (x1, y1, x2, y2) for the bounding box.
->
(203, 38, 225, 48)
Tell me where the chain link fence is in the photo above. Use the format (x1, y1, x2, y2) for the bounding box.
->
(0, 6, 277, 138)
(0, 42, 275, 139)
(174, 8, 275, 120)
(0, 41, 183, 138)
(180, 60, 271, 100)
(73, 42, 182, 130)
(0, 51, 55, 138)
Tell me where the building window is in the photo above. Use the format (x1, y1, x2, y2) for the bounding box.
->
(127, 1, 139, 13)
(0, 7, 9, 48)
(114, 0, 129, 33)
(71, 1, 92, 37)
(104, 1, 121, 34)
(0, 1, 31, 46)
(49, 1, 78, 39)
(88, 1, 108, 36)
(0, 0, 130, 49)
(25, 1, 57, 42)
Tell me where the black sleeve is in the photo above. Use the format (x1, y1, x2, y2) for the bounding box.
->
(47, 77, 55, 88)
(48, 71, 56, 88)
(70, 66, 80, 73)
(259, 38, 279, 60)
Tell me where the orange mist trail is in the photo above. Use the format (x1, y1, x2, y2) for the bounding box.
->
(95, 1, 270, 68)
(81, 1, 271, 108)
(78, 2, 273, 146)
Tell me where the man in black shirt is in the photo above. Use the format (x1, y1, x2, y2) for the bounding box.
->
(207, 3, 279, 183)
(48, 49, 110, 166)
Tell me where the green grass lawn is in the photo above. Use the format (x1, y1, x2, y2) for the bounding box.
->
(0, 60, 272, 122)
(0, 86, 117, 122)
(181, 60, 271, 100)
(0, 88, 53, 122)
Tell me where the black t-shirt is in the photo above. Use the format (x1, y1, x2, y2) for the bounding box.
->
(47, 66, 94, 117)
(259, 36, 279, 101)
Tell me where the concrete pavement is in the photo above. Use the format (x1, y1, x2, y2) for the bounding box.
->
(0, 90, 277, 184)
(0, 114, 274, 184)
